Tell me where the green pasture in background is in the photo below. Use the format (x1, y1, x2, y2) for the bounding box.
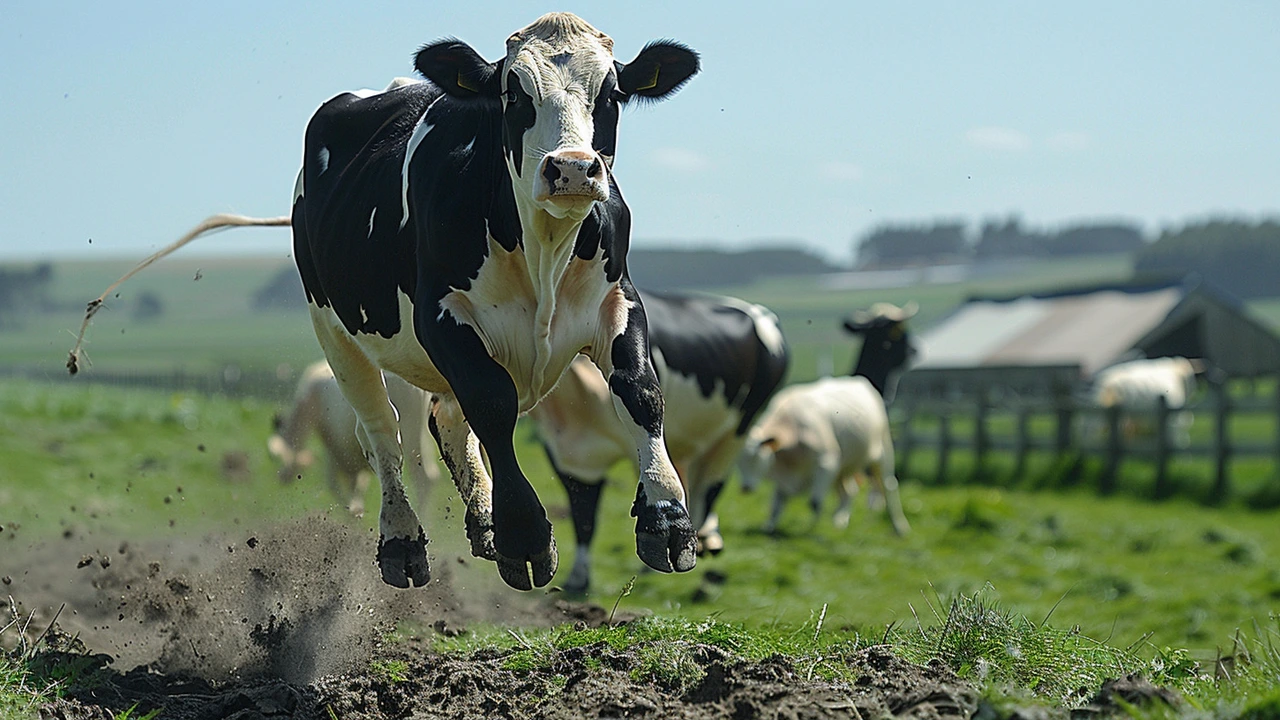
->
(3, 379, 1278, 655)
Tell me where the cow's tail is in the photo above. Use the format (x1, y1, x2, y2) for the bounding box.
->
(67, 213, 292, 375)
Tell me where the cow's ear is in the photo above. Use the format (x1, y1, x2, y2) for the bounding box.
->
(618, 40, 699, 101)
(414, 39, 500, 98)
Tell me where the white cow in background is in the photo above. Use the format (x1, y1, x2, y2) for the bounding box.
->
(268, 361, 441, 514)
(1088, 356, 1205, 448)
(738, 303, 916, 536)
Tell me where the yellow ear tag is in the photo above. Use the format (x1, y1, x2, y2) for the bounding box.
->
(456, 72, 479, 93)
(635, 65, 660, 92)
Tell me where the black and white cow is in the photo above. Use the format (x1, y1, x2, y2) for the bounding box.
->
(532, 291, 790, 593)
(290, 13, 701, 590)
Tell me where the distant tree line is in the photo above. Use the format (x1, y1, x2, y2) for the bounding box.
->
(854, 217, 1145, 269)
(627, 246, 839, 290)
(0, 263, 53, 329)
(1134, 218, 1280, 299)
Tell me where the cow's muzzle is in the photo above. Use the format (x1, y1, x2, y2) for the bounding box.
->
(534, 150, 609, 205)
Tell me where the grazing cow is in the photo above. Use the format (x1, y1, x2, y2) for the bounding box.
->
(739, 303, 917, 535)
(291, 13, 701, 590)
(533, 291, 789, 593)
(267, 360, 441, 515)
(1087, 356, 1205, 448)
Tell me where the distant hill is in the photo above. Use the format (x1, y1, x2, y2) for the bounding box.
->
(628, 246, 839, 290)
(252, 265, 307, 311)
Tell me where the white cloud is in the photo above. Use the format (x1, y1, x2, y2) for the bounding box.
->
(964, 126, 1031, 152)
(1047, 131, 1092, 151)
(822, 161, 864, 181)
(649, 147, 711, 172)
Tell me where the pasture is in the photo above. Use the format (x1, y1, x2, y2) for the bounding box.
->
(3, 254, 1280, 717)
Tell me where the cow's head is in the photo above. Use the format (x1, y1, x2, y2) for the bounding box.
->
(842, 301, 919, 399)
(414, 13, 699, 225)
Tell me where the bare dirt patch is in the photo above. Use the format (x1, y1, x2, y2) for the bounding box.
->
(9, 515, 983, 719)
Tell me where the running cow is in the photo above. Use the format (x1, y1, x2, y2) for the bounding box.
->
(291, 13, 701, 590)
(533, 291, 790, 594)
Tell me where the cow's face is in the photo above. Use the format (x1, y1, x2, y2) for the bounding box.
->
(414, 13, 699, 224)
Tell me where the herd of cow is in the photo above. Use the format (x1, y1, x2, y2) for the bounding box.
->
(267, 288, 919, 594)
(81, 13, 1211, 595)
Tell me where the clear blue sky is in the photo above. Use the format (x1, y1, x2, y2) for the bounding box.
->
(3, 2, 1277, 264)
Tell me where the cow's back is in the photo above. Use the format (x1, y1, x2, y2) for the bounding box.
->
(292, 82, 441, 340)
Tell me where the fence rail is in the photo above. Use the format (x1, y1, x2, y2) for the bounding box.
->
(892, 378, 1280, 498)
(0, 364, 296, 401)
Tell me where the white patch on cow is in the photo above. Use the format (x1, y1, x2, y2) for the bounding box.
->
(717, 297, 786, 358)
(317, 146, 330, 175)
(651, 348, 739, 459)
(437, 236, 618, 412)
(400, 97, 443, 231)
(367, 207, 377, 238)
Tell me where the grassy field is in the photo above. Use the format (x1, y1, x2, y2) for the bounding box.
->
(3, 377, 1279, 655)
(4, 254, 1280, 714)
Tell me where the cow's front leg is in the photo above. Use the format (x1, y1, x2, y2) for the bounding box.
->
(598, 290, 697, 574)
(420, 310, 556, 591)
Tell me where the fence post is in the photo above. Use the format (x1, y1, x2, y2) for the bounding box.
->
(1055, 399, 1074, 456)
(1213, 377, 1231, 500)
(973, 390, 989, 479)
(1153, 395, 1170, 499)
(1101, 404, 1122, 494)
(1274, 380, 1280, 477)
(936, 412, 952, 485)
(1013, 405, 1031, 479)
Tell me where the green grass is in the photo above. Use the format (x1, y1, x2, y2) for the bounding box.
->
(3, 379, 1279, 655)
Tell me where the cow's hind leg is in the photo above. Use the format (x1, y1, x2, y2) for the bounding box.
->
(597, 287, 696, 575)
(427, 395, 496, 561)
(311, 311, 428, 588)
(556, 467, 605, 595)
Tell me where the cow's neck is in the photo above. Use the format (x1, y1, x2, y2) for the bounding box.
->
(851, 348, 894, 397)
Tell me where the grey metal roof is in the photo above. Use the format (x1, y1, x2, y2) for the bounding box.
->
(911, 278, 1280, 379)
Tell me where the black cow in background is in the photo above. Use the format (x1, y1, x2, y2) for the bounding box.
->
(533, 291, 789, 594)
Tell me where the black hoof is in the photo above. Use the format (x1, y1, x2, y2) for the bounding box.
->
(496, 538, 558, 591)
(465, 511, 496, 561)
(632, 492, 697, 574)
(377, 528, 430, 589)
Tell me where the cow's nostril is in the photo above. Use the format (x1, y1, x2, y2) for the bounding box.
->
(542, 160, 563, 184)
(587, 158, 602, 178)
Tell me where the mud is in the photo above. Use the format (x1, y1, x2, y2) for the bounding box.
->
(36, 640, 978, 720)
(6, 516, 1165, 719)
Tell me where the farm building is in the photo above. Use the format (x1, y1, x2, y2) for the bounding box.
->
(897, 276, 1280, 401)
(891, 276, 1280, 495)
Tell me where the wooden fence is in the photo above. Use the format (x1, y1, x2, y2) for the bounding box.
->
(892, 378, 1280, 498)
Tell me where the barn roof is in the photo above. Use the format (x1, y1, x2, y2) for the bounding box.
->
(908, 276, 1280, 388)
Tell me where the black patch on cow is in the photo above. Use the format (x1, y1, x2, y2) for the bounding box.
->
(608, 283, 664, 436)
(591, 72, 621, 159)
(642, 291, 790, 436)
(502, 71, 536, 177)
(572, 176, 629, 282)
(842, 318, 914, 399)
(293, 82, 438, 338)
